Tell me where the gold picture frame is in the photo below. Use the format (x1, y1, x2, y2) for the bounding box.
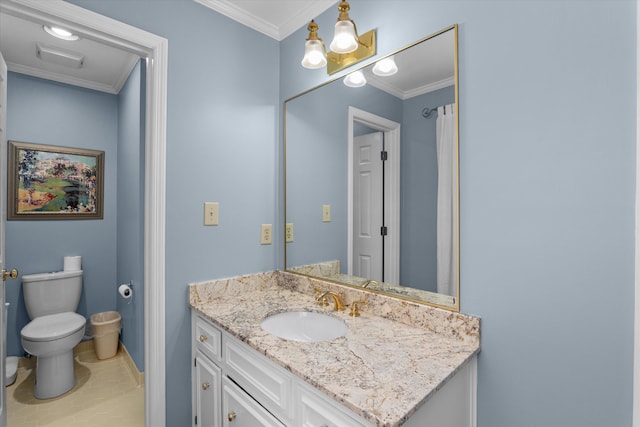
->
(8, 141, 104, 220)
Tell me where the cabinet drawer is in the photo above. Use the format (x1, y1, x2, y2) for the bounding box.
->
(195, 315, 222, 361)
(222, 377, 285, 427)
(223, 338, 292, 421)
(298, 385, 366, 427)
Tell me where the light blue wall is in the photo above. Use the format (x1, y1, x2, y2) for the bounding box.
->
(286, 80, 401, 270)
(281, 1, 636, 426)
(66, 1, 281, 424)
(57, 1, 637, 426)
(5, 73, 119, 356)
(117, 60, 145, 371)
(400, 86, 455, 292)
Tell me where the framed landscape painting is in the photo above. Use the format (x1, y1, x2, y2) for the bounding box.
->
(8, 141, 104, 220)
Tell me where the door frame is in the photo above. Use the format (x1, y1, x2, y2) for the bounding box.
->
(635, 1, 640, 425)
(0, 1, 168, 426)
(0, 50, 8, 427)
(347, 106, 400, 284)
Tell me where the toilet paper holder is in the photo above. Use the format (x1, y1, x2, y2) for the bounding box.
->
(118, 281, 133, 300)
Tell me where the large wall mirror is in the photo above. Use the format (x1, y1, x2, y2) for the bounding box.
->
(285, 25, 460, 311)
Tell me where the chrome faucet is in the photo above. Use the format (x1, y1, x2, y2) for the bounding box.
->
(315, 291, 345, 311)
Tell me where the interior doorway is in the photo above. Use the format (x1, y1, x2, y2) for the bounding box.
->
(347, 106, 401, 284)
(0, 1, 167, 426)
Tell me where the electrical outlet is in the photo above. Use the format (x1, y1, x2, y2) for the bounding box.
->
(204, 202, 219, 226)
(285, 223, 294, 243)
(322, 204, 331, 222)
(261, 224, 272, 245)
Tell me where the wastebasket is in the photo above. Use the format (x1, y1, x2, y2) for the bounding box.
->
(90, 311, 122, 360)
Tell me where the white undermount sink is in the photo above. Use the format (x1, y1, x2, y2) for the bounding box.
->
(260, 311, 347, 342)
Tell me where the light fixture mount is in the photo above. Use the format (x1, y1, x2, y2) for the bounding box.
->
(327, 28, 375, 75)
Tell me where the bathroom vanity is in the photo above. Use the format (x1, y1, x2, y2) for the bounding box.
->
(189, 271, 480, 427)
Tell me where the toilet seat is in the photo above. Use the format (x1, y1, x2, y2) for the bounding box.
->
(21, 312, 86, 342)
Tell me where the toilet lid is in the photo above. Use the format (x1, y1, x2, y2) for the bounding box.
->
(21, 312, 86, 342)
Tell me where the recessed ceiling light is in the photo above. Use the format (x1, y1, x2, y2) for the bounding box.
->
(43, 25, 79, 41)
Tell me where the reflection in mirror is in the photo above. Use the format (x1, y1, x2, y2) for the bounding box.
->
(285, 25, 459, 311)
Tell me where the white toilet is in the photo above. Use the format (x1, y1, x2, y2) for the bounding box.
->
(20, 270, 86, 399)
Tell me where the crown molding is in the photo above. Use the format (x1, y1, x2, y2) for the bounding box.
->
(367, 75, 455, 100)
(6, 54, 138, 94)
(194, 0, 336, 41)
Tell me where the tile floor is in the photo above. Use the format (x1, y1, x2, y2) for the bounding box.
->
(7, 341, 144, 427)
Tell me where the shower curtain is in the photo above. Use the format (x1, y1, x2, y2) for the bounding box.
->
(436, 104, 457, 296)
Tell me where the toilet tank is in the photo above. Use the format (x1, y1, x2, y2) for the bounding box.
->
(22, 270, 83, 319)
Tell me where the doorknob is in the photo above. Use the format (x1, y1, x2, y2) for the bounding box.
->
(2, 269, 18, 282)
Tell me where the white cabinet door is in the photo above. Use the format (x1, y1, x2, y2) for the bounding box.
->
(195, 352, 221, 427)
(222, 377, 285, 427)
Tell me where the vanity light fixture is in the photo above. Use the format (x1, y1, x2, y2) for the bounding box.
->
(343, 70, 366, 88)
(43, 25, 79, 41)
(372, 56, 398, 76)
(301, 20, 327, 69)
(301, 0, 376, 75)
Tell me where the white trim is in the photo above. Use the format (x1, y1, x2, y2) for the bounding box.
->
(194, 0, 279, 39)
(0, 50, 8, 427)
(367, 75, 455, 101)
(5, 61, 128, 94)
(193, 0, 337, 41)
(0, 1, 168, 426)
(634, 1, 640, 425)
(347, 106, 400, 284)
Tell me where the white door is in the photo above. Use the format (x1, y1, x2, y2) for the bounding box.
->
(353, 132, 384, 281)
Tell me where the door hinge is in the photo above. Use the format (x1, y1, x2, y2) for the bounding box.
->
(194, 358, 197, 367)
(381, 226, 388, 236)
(195, 415, 197, 425)
(380, 150, 388, 161)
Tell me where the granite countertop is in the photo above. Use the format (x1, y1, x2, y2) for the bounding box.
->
(189, 271, 480, 427)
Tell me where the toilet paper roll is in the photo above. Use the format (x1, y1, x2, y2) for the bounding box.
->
(118, 284, 132, 299)
(63, 256, 82, 271)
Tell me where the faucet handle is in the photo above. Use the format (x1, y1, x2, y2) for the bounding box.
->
(314, 290, 329, 307)
(349, 301, 367, 317)
(361, 280, 378, 288)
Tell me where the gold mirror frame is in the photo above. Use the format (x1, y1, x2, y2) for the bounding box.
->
(284, 25, 460, 311)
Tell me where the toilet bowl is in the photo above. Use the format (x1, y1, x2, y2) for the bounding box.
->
(21, 312, 86, 399)
(20, 269, 85, 399)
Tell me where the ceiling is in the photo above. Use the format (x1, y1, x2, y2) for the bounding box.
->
(0, 1, 451, 99)
(0, 0, 336, 94)
(0, 9, 139, 94)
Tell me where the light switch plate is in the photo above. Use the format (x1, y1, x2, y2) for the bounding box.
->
(261, 224, 272, 245)
(204, 202, 219, 226)
(322, 204, 331, 222)
(285, 223, 294, 243)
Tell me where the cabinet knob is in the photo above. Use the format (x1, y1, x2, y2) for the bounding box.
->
(199, 334, 208, 343)
(201, 382, 210, 391)
(227, 411, 236, 422)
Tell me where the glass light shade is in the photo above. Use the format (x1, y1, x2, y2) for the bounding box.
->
(343, 70, 366, 87)
(301, 39, 327, 69)
(372, 56, 398, 76)
(330, 20, 358, 53)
